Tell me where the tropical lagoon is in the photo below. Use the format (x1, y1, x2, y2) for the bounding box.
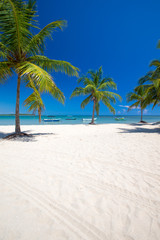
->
(0, 114, 160, 125)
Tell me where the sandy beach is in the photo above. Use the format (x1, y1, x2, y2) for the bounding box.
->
(0, 123, 160, 240)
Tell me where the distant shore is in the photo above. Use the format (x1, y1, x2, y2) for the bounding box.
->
(0, 114, 35, 116)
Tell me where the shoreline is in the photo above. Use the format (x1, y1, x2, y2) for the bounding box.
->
(0, 121, 160, 126)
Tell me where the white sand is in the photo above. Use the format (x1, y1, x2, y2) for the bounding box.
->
(0, 123, 160, 240)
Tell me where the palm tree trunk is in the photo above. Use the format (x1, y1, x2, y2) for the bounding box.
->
(90, 100, 95, 124)
(15, 74, 21, 134)
(38, 108, 41, 123)
(141, 107, 143, 122)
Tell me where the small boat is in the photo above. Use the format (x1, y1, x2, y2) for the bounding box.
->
(82, 118, 97, 122)
(115, 117, 125, 121)
(66, 118, 76, 120)
(47, 115, 55, 117)
(43, 119, 60, 122)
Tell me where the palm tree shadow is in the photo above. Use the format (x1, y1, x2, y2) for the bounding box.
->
(119, 126, 160, 134)
(151, 121, 160, 125)
(31, 132, 56, 136)
(0, 132, 9, 138)
(0, 131, 56, 142)
(129, 123, 149, 126)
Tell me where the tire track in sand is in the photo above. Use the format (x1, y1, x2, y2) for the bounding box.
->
(41, 150, 160, 181)
(0, 175, 108, 240)
(24, 162, 160, 219)
(2, 158, 160, 221)
(21, 157, 160, 219)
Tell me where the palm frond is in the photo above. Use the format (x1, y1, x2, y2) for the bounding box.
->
(24, 91, 44, 113)
(24, 0, 37, 29)
(98, 79, 117, 90)
(0, 42, 11, 60)
(80, 95, 92, 109)
(138, 71, 153, 85)
(0, 0, 34, 54)
(70, 87, 86, 98)
(101, 97, 116, 114)
(49, 85, 65, 104)
(127, 92, 141, 102)
(103, 91, 122, 102)
(149, 60, 160, 68)
(24, 20, 67, 54)
(0, 61, 13, 82)
(26, 72, 65, 104)
(157, 40, 160, 49)
(17, 61, 54, 93)
(27, 55, 79, 76)
(77, 76, 94, 86)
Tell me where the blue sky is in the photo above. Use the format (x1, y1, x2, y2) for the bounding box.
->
(0, 0, 160, 115)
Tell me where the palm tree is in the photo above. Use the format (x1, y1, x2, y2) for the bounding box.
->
(127, 85, 148, 122)
(137, 40, 160, 109)
(24, 89, 45, 123)
(139, 62, 160, 108)
(24, 79, 64, 123)
(71, 67, 122, 124)
(0, 0, 79, 137)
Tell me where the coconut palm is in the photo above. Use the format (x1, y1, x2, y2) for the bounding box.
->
(24, 89, 44, 123)
(139, 62, 160, 108)
(24, 79, 64, 123)
(127, 85, 148, 122)
(0, 0, 79, 137)
(71, 67, 122, 124)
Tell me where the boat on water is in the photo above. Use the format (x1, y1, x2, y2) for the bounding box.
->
(66, 118, 77, 120)
(82, 118, 97, 122)
(115, 117, 125, 121)
(47, 115, 55, 117)
(43, 119, 60, 122)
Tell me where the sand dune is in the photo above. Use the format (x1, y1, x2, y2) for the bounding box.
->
(0, 124, 160, 240)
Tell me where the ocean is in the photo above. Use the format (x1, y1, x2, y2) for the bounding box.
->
(0, 115, 160, 125)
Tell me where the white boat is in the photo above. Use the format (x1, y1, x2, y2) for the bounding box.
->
(43, 119, 60, 122)
(82, 118, 97, 122)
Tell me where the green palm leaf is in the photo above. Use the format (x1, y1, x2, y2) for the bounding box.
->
(19, 62, 65, 104)
(0, 0, 34, 54)
(24, 20, 67, 55)
(81, 95, 92, 109)
(0, 61, 13, 82)
(150, 60, 160, 67)
(24, 91, 44, 113)
(70, 87, 86, 98)
(27, 55, 79, 76)
(17, 61, 54, 92)
(101, 96, 116, 114)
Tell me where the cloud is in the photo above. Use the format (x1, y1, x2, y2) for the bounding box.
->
(118, 105, 140, 110)
(118, 105, 129, 108)
(137, 109, 148, 114)
(144, 109, 148, 114)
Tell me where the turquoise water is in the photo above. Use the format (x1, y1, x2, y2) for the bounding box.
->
(0, 115, 160, 125)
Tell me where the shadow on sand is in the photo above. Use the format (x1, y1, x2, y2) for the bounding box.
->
(119, 125, 160, 134)
(0, 131, 56, 142)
